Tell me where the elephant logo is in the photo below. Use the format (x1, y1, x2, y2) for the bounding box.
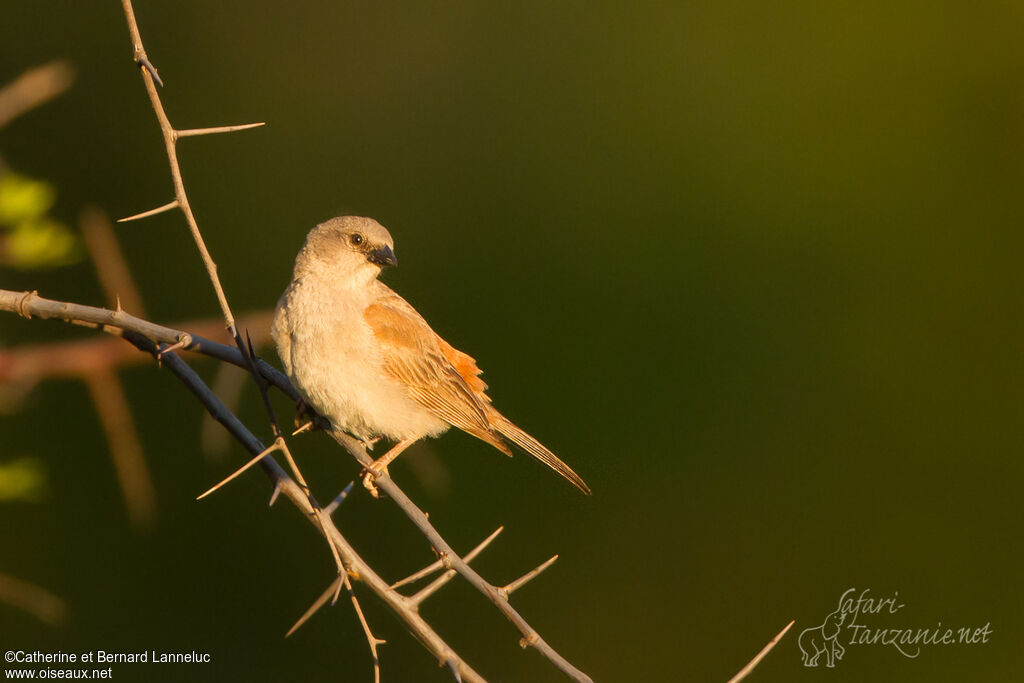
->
(798, 607, 847, 667)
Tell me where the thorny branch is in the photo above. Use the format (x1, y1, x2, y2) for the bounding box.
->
(0, 290, 597, 681)
(110, 2, 597, 680)
(118, 0, 262, 339)
(1, 5, 796, 681)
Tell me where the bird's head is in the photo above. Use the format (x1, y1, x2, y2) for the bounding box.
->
(294, 216, 397, 285)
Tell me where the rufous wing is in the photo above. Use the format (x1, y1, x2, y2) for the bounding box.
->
(363, 290, 510, 453)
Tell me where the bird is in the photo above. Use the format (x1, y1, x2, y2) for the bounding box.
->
(271, 216, 591, 496)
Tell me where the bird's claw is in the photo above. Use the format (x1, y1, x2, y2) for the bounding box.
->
(293, 399, 320, 434)
(361, 464, 389, 499)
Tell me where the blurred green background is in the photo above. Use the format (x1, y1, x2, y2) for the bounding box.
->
(2, 1, 1022, 681)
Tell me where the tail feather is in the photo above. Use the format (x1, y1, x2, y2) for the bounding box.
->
(492, 415, 591, 495)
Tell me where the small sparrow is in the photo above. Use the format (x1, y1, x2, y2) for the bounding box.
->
(272, 216, 590, 495)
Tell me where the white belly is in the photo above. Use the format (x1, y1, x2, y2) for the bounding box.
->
(274, 280, 448, 443)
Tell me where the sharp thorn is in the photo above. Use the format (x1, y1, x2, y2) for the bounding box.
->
(197, 442, 279, 500)
(291, 420, 315, 436)
(268, 481, 282, 506)
(285, 577, 342, 638)
(175, 122, 266, 138)
(503, 555, 559, 596)
(117, 200, 178, 223)
(136, 55, 164, 87)
(324, 480, 355, 516)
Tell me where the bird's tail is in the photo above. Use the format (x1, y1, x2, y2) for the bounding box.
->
(492, 414, 591, 495)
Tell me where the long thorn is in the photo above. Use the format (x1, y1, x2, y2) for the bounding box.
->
(157, 334, 192, 361)
(136, 55, 163, 87)
(175, 122, 265, 138)
(392, 527, 503, 591)
(117, 200, 178, 223)
(197, 442, 279, 500)
(324, 480, 355, 516)
(286, 576, 343, 638)
(292, 420, 315, 436)
(726, 620, 796, 683)
(410, 527, 504, 604)
(446, 659, 463, 682)
(502, 555, 558, 597)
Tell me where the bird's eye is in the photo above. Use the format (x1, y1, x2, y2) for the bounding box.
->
(349, 233, 364, 246)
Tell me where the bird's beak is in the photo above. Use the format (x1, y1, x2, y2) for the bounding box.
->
(368, 245, 397, 268)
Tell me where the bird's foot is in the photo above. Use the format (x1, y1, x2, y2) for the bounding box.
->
(292, 399, 319, 435)
(361, 464, 390, 499)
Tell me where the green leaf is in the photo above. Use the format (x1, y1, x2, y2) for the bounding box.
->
(0, 457, 48, 502)
(1, 218, 83, 269)
(0, 172, 56, 224)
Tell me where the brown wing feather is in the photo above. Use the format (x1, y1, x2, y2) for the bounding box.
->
(363, 289, 509, 453)
(434, 336, 489, 396)
(364, 285, 596, 496)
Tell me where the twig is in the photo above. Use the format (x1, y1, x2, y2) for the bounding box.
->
(0, 61, 74, 129)
(80, 207, 146, 316)
(83, 368, 157, 530)
(119, 0, 258, 337)
(726, 620, 795, 683)
(0, 307, 274, 383)
(329, 429, 593, 682)
(342, 574, 385, 683)
(78, 207, 156, 530)
(116, 0, 345, 604)
(0, 573, 68, 626)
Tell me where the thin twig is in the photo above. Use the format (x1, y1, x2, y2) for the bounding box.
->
(726, 620, 795, 683)
(0, 573, 68, 626)
(80, 207, 146, 317)
(0, 61, 74, 129)
(119, 0, 246, 336)
(0, 306, 273, 384)
(329, 430, 593, 682)
(121, 0, 345, 597)
(83, 368, 157, 530)
(342, 574, 385, 683)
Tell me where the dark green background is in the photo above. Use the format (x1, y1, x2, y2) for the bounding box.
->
(2, 1, 1021, 681)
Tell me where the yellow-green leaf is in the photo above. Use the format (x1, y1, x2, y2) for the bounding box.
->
(1, 218, 83, 269)
(0, 173, 56, 224)
(0, 457, 47, 502)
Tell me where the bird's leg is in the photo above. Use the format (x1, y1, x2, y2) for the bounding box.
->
(362, 438, 416, 498)
(292, 398, 319, 435)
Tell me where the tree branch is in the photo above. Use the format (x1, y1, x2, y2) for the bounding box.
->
(121, 331, 489, 683)
(0, 290, 592, 681)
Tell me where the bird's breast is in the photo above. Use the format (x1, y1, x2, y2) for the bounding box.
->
(275, 279, 447, 442)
